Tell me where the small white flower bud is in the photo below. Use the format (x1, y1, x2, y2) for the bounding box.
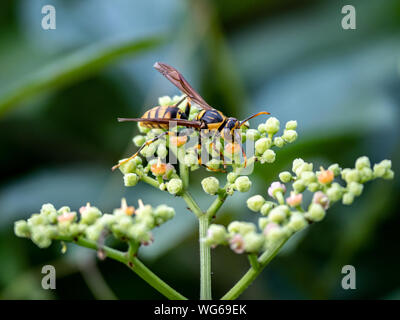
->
(166, 178, 183, 195)
(265, 225, 285, 242)
(300, 171, 316, 185)
(234, 176, 252, 193)
(246, 129, 260, 141)
(307, 183, 319, 192)
(80, 206, 101, 225)
(255, 138, 271, 155)
(228, 221, 256, 235)
(282, 129, 298, 143)
(261, 149, 276, 164)
(273, 136, 285, 148)
(268, 206, 288, 223)
(359, 167, 373, 182)
(328, 163, 341, 176)
(260, 202, 274, 216)
(342, 192, 354, 205)
(348, 182, 363, 196)
(326, 182, 343, 202)
(247, 195, 266, 212)
(292, 180, 306, 193)
(184, 153, 198, 167)
(14, 220, 30, 238)
(157, 144, 168, 158)
(285, 120, 297, 130)
(343, 169, 360, 183)
(205, 224, 228, 247)
(140, 143, 157, 158)
(154, 205, 175, 225)
(227, 172, 238, 183)
(258, 217, 269, 230)
(124, 173, 140, 187)
(201, 177, 220, 195)
(279, 171, 292, 183)
(133, 135, 146, 147)
(138, 122, 150, 134)
(257, 123, 268, 134)
(355, 156, 371, 170)
(265, 117, 280, 136)
(158, 95, 172, 106)
(383, 169, 394, 180)
(305, 203, 325, 222)
(243, 233, 264, 253)
(288, 212, 307, 232)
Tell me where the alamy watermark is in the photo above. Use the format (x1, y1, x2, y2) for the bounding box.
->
(41, 5, 56, 30)
(41, 265, 56, 289)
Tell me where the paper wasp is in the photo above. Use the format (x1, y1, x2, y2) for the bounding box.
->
(112, 62, 270, 172)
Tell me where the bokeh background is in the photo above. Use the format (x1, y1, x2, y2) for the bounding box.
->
(0, 0, 399, 299)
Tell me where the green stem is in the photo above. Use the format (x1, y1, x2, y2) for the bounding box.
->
(221, 236, 289, 300)
(206, 190, 228, 220)
(247, 254, 260, 270)
(199, 214, 212, 300)
(181, 191, 203, 218)
(57, 236, 187, 300)
(178, 147, 189, 189)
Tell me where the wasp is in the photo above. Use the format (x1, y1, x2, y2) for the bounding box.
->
(112, 62, 270, 171)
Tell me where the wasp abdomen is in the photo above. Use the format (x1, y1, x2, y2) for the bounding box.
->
(141, 106, 187, 129)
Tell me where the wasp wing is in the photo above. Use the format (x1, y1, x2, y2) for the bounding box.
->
(154, 62, 214, 111)
(117, 117, 202, 128)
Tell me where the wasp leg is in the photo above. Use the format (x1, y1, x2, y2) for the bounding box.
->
(210, 139, 226, 169)
(112, 131, 171, 171)
(196, 133, 226, 173)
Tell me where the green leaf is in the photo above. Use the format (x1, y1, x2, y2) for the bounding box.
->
(0, 35, 164, 117)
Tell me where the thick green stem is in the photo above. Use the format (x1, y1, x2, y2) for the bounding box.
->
(206, 190, 228, 220)
(182, 191, 203, 218)
(199, 214, 212, 300)
(221, 236, 289, 300)
(57, 236, 187, 300)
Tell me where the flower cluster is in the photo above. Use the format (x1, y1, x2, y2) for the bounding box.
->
(119, 95, 299, 195)
(203, 157, 394, 254)
(14, 199, 175, 249)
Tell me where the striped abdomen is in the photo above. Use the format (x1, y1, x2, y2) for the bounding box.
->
(140, 106, 188, 129)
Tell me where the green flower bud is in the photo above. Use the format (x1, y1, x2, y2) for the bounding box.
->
(129, 223, 152, 244)
(40, 203, 56, 216)
(300, 171, 317, 185)
(158, 95, 172, 106)
(343, 169, 359, 183)
(124, 173, 140, 187)
(328, 163, 341, 176)
(57, 206, 71, 215)
(261, 149, 276, 164)
(27, 214, 46, 227)
(228, 221, 256, 235)
(307, 182, 320, 192)
(205, 224, 228, 247)
(166, 178, 183, 195)
(359, 167, 373, 182)
(282, 129, 298, 143)
(184, 153, 198, 167)
(279, 171, 292, 183)
(31, 226, 52, 248)
(243, 233, 264, 253)
(68, 223, 86, 237)
(138, 122, 150, 134)
(135, 204, 155, 228)
(234, 176, 252, 193)
(268, 206, 289, 223)
(257, 123, 268, 134)
(265, 225, 285, 242)
(326, 182, 343, 202)
(133, 135, 146, 147)
(140, 143, 157, 158)
(157, 144, 168, 158)
(383, 169, 394, 180)
(255, 138, 271, 155)
(14, 220, 30, 238)
(348, 182, 363, 196)
(227, 172, 238, 183)
(154, 205, 175, 225)
(355, 156, 371, 170)
(85, 224, 104, 241)
(80, 206, 101, 225)
(292, 158, 304, 174)
(159, 183, 166, 191)
(258, 217, 269, 230)
(273, 136, 285, 148)
(201, 177, 220, 195)
(305, 203, 326, 222)
(288, 212, 307, 232)
(265, 117, 280, 136)
(293, 180, 306, 193)
(206, 159, 221, 171)
(342, 192, 354, 205)
(285, 120, 298, 130)
(246, 129, 260, 141)
(260, 201, 275, 216)
(247, 195, 266, 212)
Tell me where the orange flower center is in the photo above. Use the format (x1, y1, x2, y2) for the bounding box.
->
(318, 168, 334, 184)
(170, 136, 188, 147)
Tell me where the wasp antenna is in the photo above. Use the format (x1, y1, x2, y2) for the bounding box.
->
(239, 111, 270, 127)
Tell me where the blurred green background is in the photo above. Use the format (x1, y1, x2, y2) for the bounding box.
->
(0, 0, 399, 300)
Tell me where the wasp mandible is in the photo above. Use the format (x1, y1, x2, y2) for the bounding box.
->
(112, 62, 270, 171)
